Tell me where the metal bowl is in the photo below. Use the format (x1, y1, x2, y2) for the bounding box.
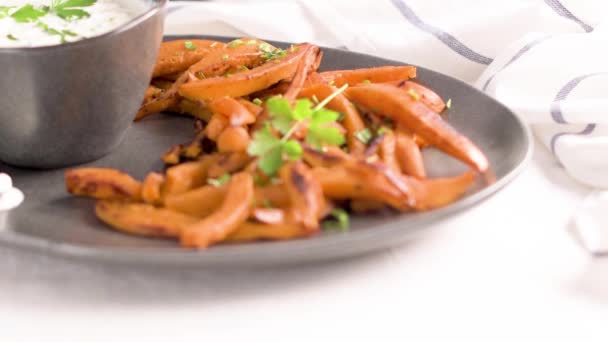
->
(0, 0, 167, 168)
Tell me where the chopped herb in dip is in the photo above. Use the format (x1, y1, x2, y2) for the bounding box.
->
(0, 0, 146, 47)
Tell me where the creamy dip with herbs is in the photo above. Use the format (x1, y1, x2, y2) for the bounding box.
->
(0, 0, 147, 47)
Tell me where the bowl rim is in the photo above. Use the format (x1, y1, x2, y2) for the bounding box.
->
(0, 0, 168, 53)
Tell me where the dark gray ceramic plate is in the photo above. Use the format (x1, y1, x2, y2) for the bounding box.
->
(0, 35, 531, 267)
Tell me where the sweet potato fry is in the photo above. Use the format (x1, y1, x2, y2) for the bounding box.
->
(65, 168, 142, 201)
(386, 80, 446, 113)
(205, 114, 229, 141)
(237, 98, 263, 117)
(162, 156, 217, 196)
(95, 201, 198, 238)
(251, 208, 285, 225)
(141, 172, 164, 205)
(179, 44, 309, 101)
(407, 171, 476, 210)
(165, 185, 226, 218)
(284, 44, 322, 102)
(254, 184, 290, 208)
(180, 172, 254, 248)
(152, 39, 223, 78)
(395, 130, 426, 178)
(319, 66, 416, 87)
(378, 131, 400, 174)
(350, 200, 386, 213)
(217, 126, 251, 153)
(298, 83, 366, 155)
(206, 152, 252, 179)
(279, 162, 324, 232)
(209, 97, 256, 126)
(346, 84, 489, 173)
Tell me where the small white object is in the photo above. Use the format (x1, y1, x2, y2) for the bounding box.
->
(0, 173, 24, 212)
(571, 190, 608, 255)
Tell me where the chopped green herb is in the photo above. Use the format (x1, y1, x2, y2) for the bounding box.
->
(195, 72, 206, 80)
(252, 98, 263, 106)
(248, 85, 348, 176)
(246, 39, 258, 45)
(51, 0, 97, 20)
(228, 39, 243, 48)
(207, 173, 231, 187)
(184, 40, 197, 51)
(289, 45, 299, 52)
(258, 42, 272, 52)
(0, 6, 14, 19)
(328, 79, 335, 86)
(239, 65, 250, 72)
(62, 29, 77, 36)
(323, 209, 350, 232)
(407, 88, 420, 101)
(11, 4, 48, 23)
(362, 79, 371, 84)
(222, 54, 229, 60)
(6, 34, 18, 41)
(355, 128, 373, 144)
(377, 126, 391, 135)
(224, 73, 233, 78)
(446, 98, 452, 109)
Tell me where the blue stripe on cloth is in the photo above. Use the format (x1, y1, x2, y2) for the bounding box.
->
(482, 36, 552, 91)
(543, 0, 594, 33)
(549, 73, 606, 162)
(390, 0, 493, 65)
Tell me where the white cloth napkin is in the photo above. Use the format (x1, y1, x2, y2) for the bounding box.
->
(166, 0, 608, 251)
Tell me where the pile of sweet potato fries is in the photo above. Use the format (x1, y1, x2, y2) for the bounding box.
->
(64, 38, 490, 249)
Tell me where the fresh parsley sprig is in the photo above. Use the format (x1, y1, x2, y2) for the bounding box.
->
(51, 0, 96, 20)
(247, 84, 349, 176)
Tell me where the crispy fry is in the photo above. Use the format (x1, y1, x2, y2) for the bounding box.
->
(346, 84, 489, 173)
(209, 97, 256, 126)
(284, 45, 322, 102)
(65, 168, 142, 201)
(386, 80, 446, 113)
(217, 126, 251, 153)
(165, 184, 226, 218)
(237, 98, 263, 117)
(163, 156, 217, 196)
(152, 39, 223, 78)
(395, 130, 426, 178)
(319, 66, 417, 87)
(95, 201, 198, 238)
(180, 172, 254, 248)
(407, 171, 476, 210)
(254, 184, 290, 208)
(251, 208, 285, 225)
(279, 162, 324, 232)
(206, 152, 252, 178)
(179, 44, 310, 101)
(141, 172, 164, 205)
(378, 131, 400, 174)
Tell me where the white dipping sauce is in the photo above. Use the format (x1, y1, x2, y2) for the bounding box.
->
(0, 0, 147, 47)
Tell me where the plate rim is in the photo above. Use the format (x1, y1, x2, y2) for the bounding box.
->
(0, 35, 533, 266)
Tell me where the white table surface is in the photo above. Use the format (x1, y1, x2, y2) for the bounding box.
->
(0, 140, 605, 342)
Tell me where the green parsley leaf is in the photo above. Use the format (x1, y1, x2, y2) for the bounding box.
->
(246, 39, 258, 45)
(53, 0, 96, 8)
(62, 29, 77, 37)
(266, 97, 295, 134)
(228, 39, 243, 48)
(6, 34, 17, 41)
(446, 98, 452, 109)
(258, 145, 284, 176)
(51, 0, 96, 20)
(252, 98, 263, 106)
(0, 6, 14, 19)
(247, 126, 282, 157)
(306, 124, 344, 148)
(207, 173, 231, 187)
(222, 54, 229, 60)
(355, 128, 373, 144)
(11, 5, 48, 23)
(311, 108, 340, 124)
(323, 208, 350, 232)
(282, 140, 303, 160)
(292, 99, 313, 120)
(54, 8, 89, 20)
(362, 79, 371, 84)
(184, 40, 197, 51)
